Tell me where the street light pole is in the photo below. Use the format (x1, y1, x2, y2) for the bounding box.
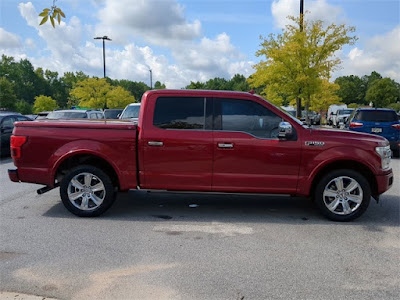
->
(94, 36, 112, 78)
(149, 69, 153, 89)
(296, 0, 304, 118)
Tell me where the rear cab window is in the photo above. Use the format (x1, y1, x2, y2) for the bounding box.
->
(153, 97, 206, 130)
(355, 110, 398, 122)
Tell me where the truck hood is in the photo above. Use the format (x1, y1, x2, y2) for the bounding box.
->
(307, 128, 389, 147)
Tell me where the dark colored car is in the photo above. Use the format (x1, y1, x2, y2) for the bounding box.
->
(0, 113, 32, 157)
(348, 108, 400, 157)
(104, 109, 123, 119)
(301, 110, 321, 125)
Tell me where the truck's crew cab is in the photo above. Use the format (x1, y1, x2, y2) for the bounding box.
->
(8, 90, 394, 221)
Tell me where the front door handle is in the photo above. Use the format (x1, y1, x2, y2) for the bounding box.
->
(148, 141, 163, 146)
(218, 143, 234, 149)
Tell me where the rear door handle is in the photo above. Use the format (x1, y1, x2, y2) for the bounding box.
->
(148, 141, 163, 146)
(218, 143, 234, 149)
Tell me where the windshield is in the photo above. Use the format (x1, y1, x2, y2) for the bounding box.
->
(120, 105, 140, 119)
(46, 111, 87, 119)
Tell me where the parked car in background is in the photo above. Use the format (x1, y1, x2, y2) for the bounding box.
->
(301, 110, 321, 125)
(0, 112, 32, 157)
(281, 106, 297, 117)
(348, 108, 400, 157)
(119, 103, 141, 121)
(327, 104, 347, 126)
(333, 108, 354, 128)
(104, 109, 123, 119)
(36, 111, 51, 120)
(45, 109, 104, 120)
(25, 114, 38, 120)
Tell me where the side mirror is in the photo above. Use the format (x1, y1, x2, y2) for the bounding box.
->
(278, 122, 293, 140)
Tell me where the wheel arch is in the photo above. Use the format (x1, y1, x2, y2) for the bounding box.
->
(54, 153, 120, 190)
(309, 160, 378, 200)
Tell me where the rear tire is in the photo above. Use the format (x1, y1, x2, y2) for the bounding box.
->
(314, 169, 370, 221)
(60, 165, 116, 217)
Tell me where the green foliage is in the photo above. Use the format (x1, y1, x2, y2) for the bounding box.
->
(249, 15, 357, 109)
(347, 103, 361, 109)
(0, 77, 17, 110)
(154, 81, 166, 89)
(366, 78, 399, 108)
(33, 95, 58, 113)
(387, 102, 400, 111)
(185, 74, 250, 92)
(111, 79, 149, 101)
(39, 1, 65, 28)
(334, 75, 366, 104)
(106, 86, 135, 108)
(70, 78, 135, 109)
(310, 80, 341, 113)
(15, 101, 33, 114)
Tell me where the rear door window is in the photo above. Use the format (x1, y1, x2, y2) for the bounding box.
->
(153, 97, 205, 130)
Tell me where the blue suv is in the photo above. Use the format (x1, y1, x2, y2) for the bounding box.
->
(348, 108, 400, 157)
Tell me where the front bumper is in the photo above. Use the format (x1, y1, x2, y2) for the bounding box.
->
(376, 169, 394, 195)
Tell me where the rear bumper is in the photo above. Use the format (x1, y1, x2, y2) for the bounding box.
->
(8, 169, 20, 182)
(376, 169, 394, 195)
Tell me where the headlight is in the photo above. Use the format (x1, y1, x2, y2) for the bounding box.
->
(375, 146, 391, 170)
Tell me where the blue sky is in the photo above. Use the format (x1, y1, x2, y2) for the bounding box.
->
(1, 0, 399, 88)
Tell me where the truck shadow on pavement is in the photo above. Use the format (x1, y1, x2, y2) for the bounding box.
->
(43, 190, 399, 226)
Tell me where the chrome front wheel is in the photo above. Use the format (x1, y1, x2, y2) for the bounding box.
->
(315, 170, 370, 221)
(323, 176, 363, 215)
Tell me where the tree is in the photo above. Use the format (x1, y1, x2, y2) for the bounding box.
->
(112, 79, 149, 102)
(334, 75, 366, 105)
(310, 80, 341, 113)
(0, 77, 17, 110)
(186, 81, 206, 89)
(70, 78, 135, 109)
(366, 78, 399, 108)
(248, 16, 357, 111)
(106, 86, 135, 108)
(362, 71, 382, 90)
(33, 95, 58, 113)
(15, 101, 33, 114)
(154, 81, 166, 89)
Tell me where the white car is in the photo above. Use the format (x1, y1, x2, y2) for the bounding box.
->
(333, 109, 354, 128)
(119, 103, 141, 122)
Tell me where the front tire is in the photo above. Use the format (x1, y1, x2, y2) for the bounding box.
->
(314, 169, 370, 221)
(60, 165, 116, 217)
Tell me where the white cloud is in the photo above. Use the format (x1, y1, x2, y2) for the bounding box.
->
(96, 0, 201, 46)
(11, 1, 253, 89)
(338, 26, 400, 81)
(271, 0, 344, 29)
(0, 28, 22, 49)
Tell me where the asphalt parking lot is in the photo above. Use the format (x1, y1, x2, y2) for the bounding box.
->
(1, 157, 399, 300)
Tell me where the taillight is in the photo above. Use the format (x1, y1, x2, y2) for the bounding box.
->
(10, 136, 27, 159)
(350, 122, 363, 128)
(391, 123, 400, 130)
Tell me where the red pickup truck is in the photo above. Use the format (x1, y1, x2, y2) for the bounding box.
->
(8, 90, 394, 221)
